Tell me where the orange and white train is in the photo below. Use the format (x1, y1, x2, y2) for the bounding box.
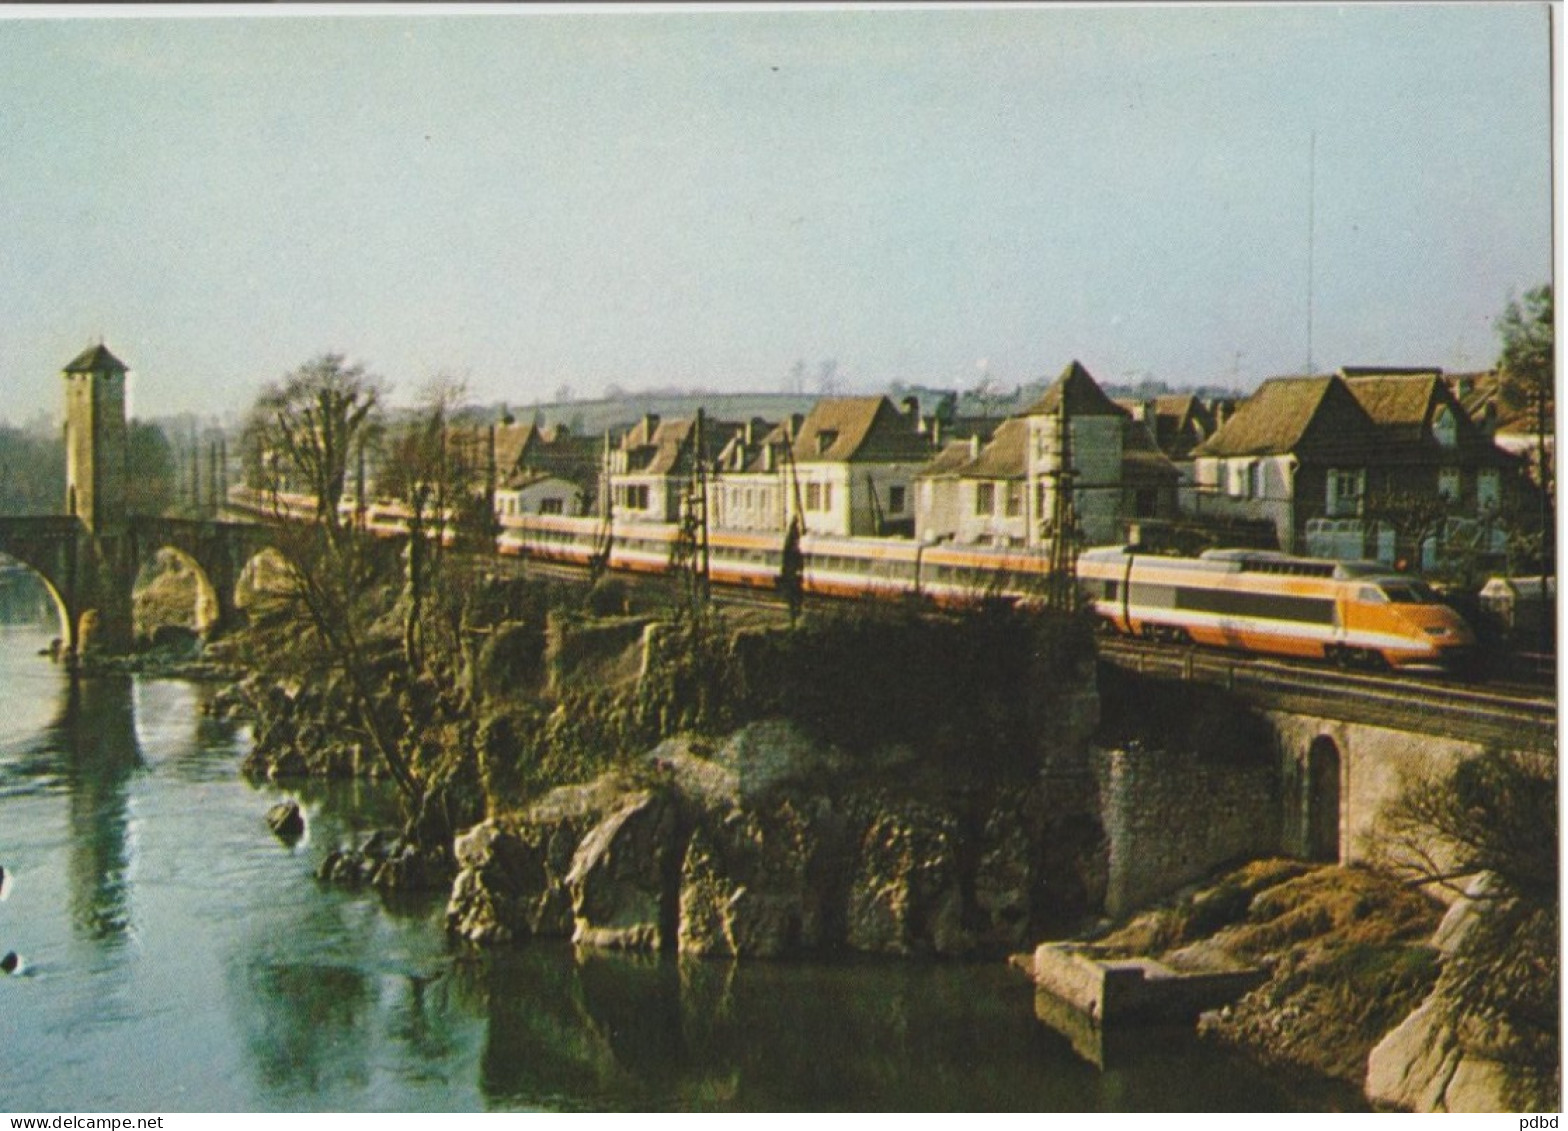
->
(229, 488, 1478, 673)
(1076, 546, 1476, 671)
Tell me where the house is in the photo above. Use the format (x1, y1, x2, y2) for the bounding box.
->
(1191, 368, 1523, 565)
(1115, 394, 1217, 462)
(605, 413, 771, 524)
(776, 396, 934, 537)
(495, 472, 585, 518)
(1447, 370, 1553, 501)
(493, 421, 604, 514)
(708, 417, 796, 533)
(917, 360, 1179, 547)
(707, 397, 934, 538)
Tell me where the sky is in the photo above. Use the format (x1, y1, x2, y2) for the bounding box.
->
(0, 3, 1554, 424)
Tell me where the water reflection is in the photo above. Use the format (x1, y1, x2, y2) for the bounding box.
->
(241, 961, 374, 1093)
(51, 677, 142, 941)
(0, 629, 1355, 1112)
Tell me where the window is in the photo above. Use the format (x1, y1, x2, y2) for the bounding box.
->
(888, 485, 906, 514)
(806, 482, 822, 511)
(822, 482, 833, 511)
(975, 482, 996, 515)
(1437, 467, 1461, 502)
(1477, 469, 1501, 512)
(1227, 459, 1256, 499)
(1432, 406, 1458, 448)
(626, 484, 649, 510)
(1326, 468, 1364, 517)
(539, 498, 564, 515)
(1004, 482, 1023, 517)
(1379, 582, 1439, 604)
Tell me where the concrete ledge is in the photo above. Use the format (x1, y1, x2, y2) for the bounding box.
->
(1031, 942, 1265, 1024)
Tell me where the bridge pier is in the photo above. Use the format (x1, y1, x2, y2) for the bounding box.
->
(75, 533, 136, 654)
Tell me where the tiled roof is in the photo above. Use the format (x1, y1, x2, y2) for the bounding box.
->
(1020, 360, 1123, 418)
(64, 343, 128, 374)
(917, 439, 979, 478)
(1120, 417, 1181, 481)
(1344, 373, 1441, 431)
(956, 417, 1029, 480)
(1195, 376, 1342, 457)
(1346, 371, 1489, 448)
(791, 396, 931, 464)
(492, 422, 540, 477)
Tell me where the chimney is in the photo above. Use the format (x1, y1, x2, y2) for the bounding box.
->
(763, 443, 774, 472)
(789, 413, 804, 439)
(931, 417, 944, 448)
(969, 434, 981, 459)
(641, 413, 660, 439)
(901, 395, 920, 423)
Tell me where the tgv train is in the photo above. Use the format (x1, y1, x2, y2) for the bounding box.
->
(230, 488, 1478, 672)
(1077, 546, 1477, 671)
(494, 512, 1062, 606)
(496, 513, 1476, 671)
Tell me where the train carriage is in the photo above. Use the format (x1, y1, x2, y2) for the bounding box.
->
(1078, 546, 1476, 671)
(259, 489, 1479, 675)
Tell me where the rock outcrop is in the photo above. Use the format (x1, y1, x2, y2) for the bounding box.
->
(678, 798, 840, 958)
(265, 799, 305, 841)
(566, 791, 681, 951)
(1366, 876, 1551, 1113)
(846, 800, 968, 957)
(446, 718, 1104, 960)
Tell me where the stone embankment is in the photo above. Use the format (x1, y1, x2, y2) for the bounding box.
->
(446, 719, 1105, 960)
(1040, 858, 1553, 1112)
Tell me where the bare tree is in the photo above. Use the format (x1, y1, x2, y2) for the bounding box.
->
(1361, 489, 1453, 571)
(244, 354, 384, 532)
(376, 378, 492, 669)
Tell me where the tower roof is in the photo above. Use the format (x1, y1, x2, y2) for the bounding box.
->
(64, 343, 128, 374)
(1020, 360, 1123, 417)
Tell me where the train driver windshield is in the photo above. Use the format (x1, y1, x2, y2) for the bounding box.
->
(1375, 581, 1440, 604)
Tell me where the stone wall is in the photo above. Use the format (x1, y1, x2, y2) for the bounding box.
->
(1265, 712, 1489, 871)
(1093, 744, 1279, 918)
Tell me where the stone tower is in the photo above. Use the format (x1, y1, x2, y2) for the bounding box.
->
(62, 343, 130, 533)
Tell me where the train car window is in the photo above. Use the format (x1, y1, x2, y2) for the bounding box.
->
(1358, 587, 1387, 604)
(1129, 583, 1178, 608)
(1176, 586, 1335, 625)
(1102, 581, 1119, 600)
(1380, 583, 1438, 604)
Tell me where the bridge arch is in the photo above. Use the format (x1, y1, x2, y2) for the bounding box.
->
(131, 545, 221, 637)
(1304, 735, 1343, 863)
(0, 551, 74, 651)
(235, 545, 297, 614)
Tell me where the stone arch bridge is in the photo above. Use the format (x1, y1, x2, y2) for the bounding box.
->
(0, 513, 281, 655)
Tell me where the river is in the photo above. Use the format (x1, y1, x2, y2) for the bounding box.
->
(0, 623, 1356, 1112)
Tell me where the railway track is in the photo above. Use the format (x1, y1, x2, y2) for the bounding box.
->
(459, 550, 1562, 747)
(1097, 636, 1557, 748)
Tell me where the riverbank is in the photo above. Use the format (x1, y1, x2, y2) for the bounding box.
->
(1044, 857, 1558, 1112)
(0, 624, 1343, 1110)
(84, 557, 1554, 1111)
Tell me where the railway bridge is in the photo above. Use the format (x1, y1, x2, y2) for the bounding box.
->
(0, 345, 278, 655)
(1093, 637, 1556, 914)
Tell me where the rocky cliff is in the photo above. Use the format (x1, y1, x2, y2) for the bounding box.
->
(447, 719, 1106, 959)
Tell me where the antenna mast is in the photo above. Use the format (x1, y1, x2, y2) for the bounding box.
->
(1306, 130, 1316, 376)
